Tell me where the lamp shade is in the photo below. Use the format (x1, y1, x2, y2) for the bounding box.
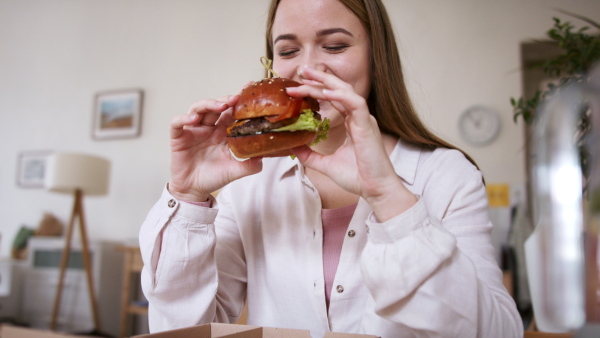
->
(44, 152, 110, 196)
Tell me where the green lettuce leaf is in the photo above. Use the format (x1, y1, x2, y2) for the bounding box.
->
(273, 109, 330, 146)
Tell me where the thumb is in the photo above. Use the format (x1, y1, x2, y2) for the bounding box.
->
(291, 145, 326, 173)
(228, 156, 263, 181)
(244, 157, 264, 174)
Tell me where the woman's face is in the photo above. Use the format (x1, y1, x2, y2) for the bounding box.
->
(271, 0, 371, 126)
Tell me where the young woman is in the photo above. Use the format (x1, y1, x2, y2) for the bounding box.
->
(139, 0, 523, 336)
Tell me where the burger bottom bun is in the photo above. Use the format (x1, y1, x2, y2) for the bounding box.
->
(227, 130, 317, 159)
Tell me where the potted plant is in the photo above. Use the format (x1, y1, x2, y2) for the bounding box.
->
(511, 12, 600, 180)
(512, 14, 600, 333)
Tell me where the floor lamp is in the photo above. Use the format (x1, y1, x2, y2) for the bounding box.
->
(44, 152, 110, 333)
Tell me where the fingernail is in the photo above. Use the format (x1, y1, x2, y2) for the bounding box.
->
(189, 114, 199, 121)
(302, 65, 316, 74)
(323, 89, 332, 95)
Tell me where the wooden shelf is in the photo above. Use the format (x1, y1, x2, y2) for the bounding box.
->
(127, 304, 149, 315)
(117, 245, 147, 337)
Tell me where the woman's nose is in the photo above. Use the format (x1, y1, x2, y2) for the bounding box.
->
(296, 50, 326, 79)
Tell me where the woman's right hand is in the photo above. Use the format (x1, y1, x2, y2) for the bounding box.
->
(168, 95, 263, 202)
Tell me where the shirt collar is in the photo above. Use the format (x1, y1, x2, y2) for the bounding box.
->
(274, 138, 422, 186)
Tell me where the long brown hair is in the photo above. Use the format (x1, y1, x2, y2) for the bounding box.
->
(265, 0, 478, 167)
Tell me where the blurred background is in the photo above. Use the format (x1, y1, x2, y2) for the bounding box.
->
(1, 0, 599, 336)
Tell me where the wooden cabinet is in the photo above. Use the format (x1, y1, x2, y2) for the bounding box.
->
(0, 258, 24, 321)
(116, 245, 247, 335)
(118, 245, 148, 337)
(21, 237, 122, 336)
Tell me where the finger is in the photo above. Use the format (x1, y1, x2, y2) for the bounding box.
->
(187, 99, 229, 117)
(215, 94, 240, 106)
(199, 114, 220, 126)
(242, 156, 263, 175)
(299, 78, 324, 87)
(171, 113, 200, 139)
(300, 66, 352, 91)
(286, 85, 351, 119)
(287, 82, 364, 119)
(286, 85, 327, 101)
(211, 81, 252, 127)
(290, 67, 364, 111)
(291, 145, 328, 174)
(216, 109, 235, 130)
(322, 88, 367, 116)
(226, 156, 264, 181)
(187, 98, 234, 126)
(214, 95, 239, 126)
(171, 99, 231, 139)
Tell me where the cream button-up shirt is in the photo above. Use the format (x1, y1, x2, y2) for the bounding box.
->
(139, 140, 523, 337)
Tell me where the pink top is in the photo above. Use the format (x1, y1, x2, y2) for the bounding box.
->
(321, 203, 357, 309)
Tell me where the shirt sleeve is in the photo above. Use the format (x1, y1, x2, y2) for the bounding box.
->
(360, 153, 524, 337)
(139, 185, 242, 333)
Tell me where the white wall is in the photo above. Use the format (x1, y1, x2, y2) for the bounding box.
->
(1, 0, 598, 257)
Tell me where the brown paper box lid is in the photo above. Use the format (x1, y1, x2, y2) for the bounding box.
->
(0, 325, 91, 338)
(210, 323, 259, 336)
(134, 323, 377, 338)
(218, 328, 263, 338)
(324, 332, 378, 338)
(262, 326, 311, 338)
(134, 323, 261, 338)
(133, 324, 212, 338)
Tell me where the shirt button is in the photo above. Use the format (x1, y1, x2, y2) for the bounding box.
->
(336, 285, 344, 293)
(168, 199, 177, 208)
(347, 230, 356, 237)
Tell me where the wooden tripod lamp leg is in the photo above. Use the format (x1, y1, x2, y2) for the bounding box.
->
(50, 190, 77, 330)
(77, 189, 101, 331)
(50, 189, 101, 332)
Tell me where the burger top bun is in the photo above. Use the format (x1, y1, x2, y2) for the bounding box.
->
(233, 77, 319, 120)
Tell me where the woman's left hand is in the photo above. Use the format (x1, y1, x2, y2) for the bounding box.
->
(286, 67, 417, 221)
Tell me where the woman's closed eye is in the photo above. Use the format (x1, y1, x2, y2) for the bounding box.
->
(278, 48, 299, 58)
(323, 44, 350, 53)
(276, 43, 351, 58)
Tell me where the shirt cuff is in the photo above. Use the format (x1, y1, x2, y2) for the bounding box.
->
(366, 197, 428, 243)
(185, 200, 213, 208)
(161, 184, 218, 223)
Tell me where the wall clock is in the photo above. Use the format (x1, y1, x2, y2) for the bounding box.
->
(458, 105, 502, 146)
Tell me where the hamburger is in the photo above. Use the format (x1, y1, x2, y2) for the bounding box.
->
(226, 77, 330, 158)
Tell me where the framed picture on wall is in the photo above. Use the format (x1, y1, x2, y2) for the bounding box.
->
(92, 89, 143, 140)
(17, 151, 52, 188)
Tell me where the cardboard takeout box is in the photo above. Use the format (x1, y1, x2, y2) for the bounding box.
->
(133, 323, 378, 338)
(0, 325, 91, 338)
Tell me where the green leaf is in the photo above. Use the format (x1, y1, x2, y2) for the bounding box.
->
(513, 12, 599, 183)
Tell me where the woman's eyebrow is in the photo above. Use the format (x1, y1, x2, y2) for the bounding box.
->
(274, 34, 297, 44)
(273, 28, 354, 45)
(317, 28, 353, 37)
